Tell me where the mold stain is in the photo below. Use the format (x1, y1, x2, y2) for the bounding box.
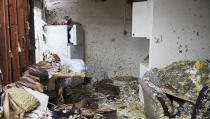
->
(43, 35, 47, 44)
(118, 66, 123, 70)
(196, 32, 199, 36)
(90, 40, 99, 44)
(185, 45, 188, 53)
(154, 35, 163, 44)
(178, 44, 182, 49)
(111, 38, 116, 42)
(87, 56, 95, 62)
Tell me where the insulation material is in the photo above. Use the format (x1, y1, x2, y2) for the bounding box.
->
(6, 86, 40, 112)
(23, 87, 49, 112)
(23, 87, 52, 119)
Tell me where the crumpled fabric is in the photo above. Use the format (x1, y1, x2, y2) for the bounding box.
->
(2, 91, 25, 119)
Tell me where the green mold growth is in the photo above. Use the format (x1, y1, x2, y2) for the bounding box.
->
(142, 61, 209, 118)
(154, 35, 163, 43)
(159, 61, 208, 103)
(111, 38, 116, 42)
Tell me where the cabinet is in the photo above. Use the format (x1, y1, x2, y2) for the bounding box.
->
(132, 1, 153, 39)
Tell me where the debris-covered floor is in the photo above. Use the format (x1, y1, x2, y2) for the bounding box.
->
(0, 56, 209, 119)
(0, 54, 146, 119)
(57, 77, 146, 119)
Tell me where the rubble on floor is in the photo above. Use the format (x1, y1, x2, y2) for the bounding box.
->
(0, 53, 87, 119)
(140, 60, 210, 119)
(0, 53, 147, 119)
(192, 86, 210, 119)
(62, 77, 146, 119)
(3, 54, 208, 119)
(98, 78, 146, 119)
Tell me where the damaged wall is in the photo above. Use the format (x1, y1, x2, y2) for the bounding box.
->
(150, 0, 210, 68)
(44, 0, 149, 79)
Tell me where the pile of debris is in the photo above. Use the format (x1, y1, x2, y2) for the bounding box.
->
(2, 61, 52, 119)
(0, 54, 87, 119)
(3, 55, 208, 118)
(140, 61, 209, 119)
(0, 53, 147, 119)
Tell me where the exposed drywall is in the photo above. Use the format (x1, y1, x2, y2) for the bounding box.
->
(44, 0, 149, 79)
(150, 0, 210, 68)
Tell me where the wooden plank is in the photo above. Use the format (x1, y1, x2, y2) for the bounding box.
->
(8, 0, 20, 82)
(28, 0, 36, 64)
(17, 0, 27, 73)
(4, 0, 12, 84)
(23, 0, 29, 66)
(0, 0, 12, 85)
(23, 0, 36, 65)
(23, 0, 29, 18)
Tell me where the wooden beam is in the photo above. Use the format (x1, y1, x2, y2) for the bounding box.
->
(23, 0, 29, 18)
(8, 0, 20, 82)
(0, 0, 12, 85)
(23, 0, 29, 66)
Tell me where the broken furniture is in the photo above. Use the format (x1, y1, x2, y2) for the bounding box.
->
(139, 61, 210, 119)
(1, 58, 86, 119)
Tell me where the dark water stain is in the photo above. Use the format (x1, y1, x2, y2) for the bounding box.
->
(196, 32, 199, 36)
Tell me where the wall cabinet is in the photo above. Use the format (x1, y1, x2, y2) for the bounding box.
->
(132, 1, 153, 39)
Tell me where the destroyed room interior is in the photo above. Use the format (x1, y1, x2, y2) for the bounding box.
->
(0, 0, 209, 119)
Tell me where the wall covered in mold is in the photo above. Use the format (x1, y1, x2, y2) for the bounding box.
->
(44, 0, 149, 79)
(150, 0, 210, 68)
